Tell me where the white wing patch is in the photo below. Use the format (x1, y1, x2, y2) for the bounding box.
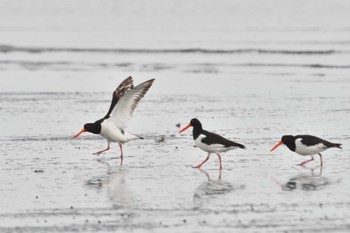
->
(295, 138, 327, 156)
(110, 79, 154, 130)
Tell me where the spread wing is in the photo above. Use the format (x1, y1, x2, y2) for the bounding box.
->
(107, 77, 154, 130)
(105, 76, 134, 119)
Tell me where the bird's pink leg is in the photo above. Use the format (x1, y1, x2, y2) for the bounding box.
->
(218, 170, 222, 181)
(297, 155, 314, 166)
(318, 153, 323, 167)
(119, 143, 123, 166)
(216, 153, 223, 170)
(93, 144, 110, 156)
(193, 153, 210, 169)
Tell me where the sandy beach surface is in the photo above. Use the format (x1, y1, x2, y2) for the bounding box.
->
(1, 1, 350, 232)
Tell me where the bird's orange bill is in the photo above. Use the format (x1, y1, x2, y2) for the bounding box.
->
(270, 140, 283, 152)
(178, 123, 191, 134)
(72, 128, 86, 139)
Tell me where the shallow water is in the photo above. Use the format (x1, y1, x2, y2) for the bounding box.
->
(1, 0, 350, 232)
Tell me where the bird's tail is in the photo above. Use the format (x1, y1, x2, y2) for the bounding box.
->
(232, 142, 246, 149)
(332, 143, 342, 149)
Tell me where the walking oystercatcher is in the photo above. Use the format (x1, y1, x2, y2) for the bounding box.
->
(270, 135, 342, 167)
(72, 76, 154, 165)
(178, 118, 245, 170)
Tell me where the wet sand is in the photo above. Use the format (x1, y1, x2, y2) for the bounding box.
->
(1, 1, 350, 232)
(1, 72, 350, 232)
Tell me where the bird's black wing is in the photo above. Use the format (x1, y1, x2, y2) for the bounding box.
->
(104, 76, 134, 118)
(202, 130, 245, 149)
(297, 135, 342, 148)
(108, 78, 154, 130)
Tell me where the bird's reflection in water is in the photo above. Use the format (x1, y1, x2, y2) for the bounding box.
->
(193, 169, 244, 207)
(85, 159, 133, 208)
(282, 167, 329, 191)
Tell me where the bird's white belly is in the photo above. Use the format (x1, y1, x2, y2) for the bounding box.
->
(294, 139, 327, 156)
(100, 120, 126, 143)
(194, 135, 233, 153)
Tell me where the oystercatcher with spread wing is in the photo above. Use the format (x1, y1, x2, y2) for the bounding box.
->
(72, 76, 154, 165)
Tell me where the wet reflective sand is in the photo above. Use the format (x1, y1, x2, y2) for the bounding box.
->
(1, 72, 349, 232)
(1, 1, 350, 232)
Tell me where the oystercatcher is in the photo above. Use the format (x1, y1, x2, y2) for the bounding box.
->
(72, 76, 154, 165)
(178, 118, 245, 170)
(270, 135, 342, 167)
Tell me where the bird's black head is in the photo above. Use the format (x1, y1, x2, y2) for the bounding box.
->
(281, 135, 296, 151)
(189, 118, 203, 140)
(72, 121, 101, 139)
(281, 135, 294, 144)
(190, 118, 202, 129)
(270, 135, 296, 152)
(178, 118, 203, 134)
(84, 122, 101, 134)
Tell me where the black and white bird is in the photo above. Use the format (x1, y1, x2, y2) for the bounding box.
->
(72, 76, 154, 165)
(270, 135, 342, 167)
(178, 118, 245, 170)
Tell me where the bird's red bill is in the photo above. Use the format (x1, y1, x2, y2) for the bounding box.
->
(72, 128, 86, 139)
(178, 123, 191, 134)
(270, 140, 283, 152)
